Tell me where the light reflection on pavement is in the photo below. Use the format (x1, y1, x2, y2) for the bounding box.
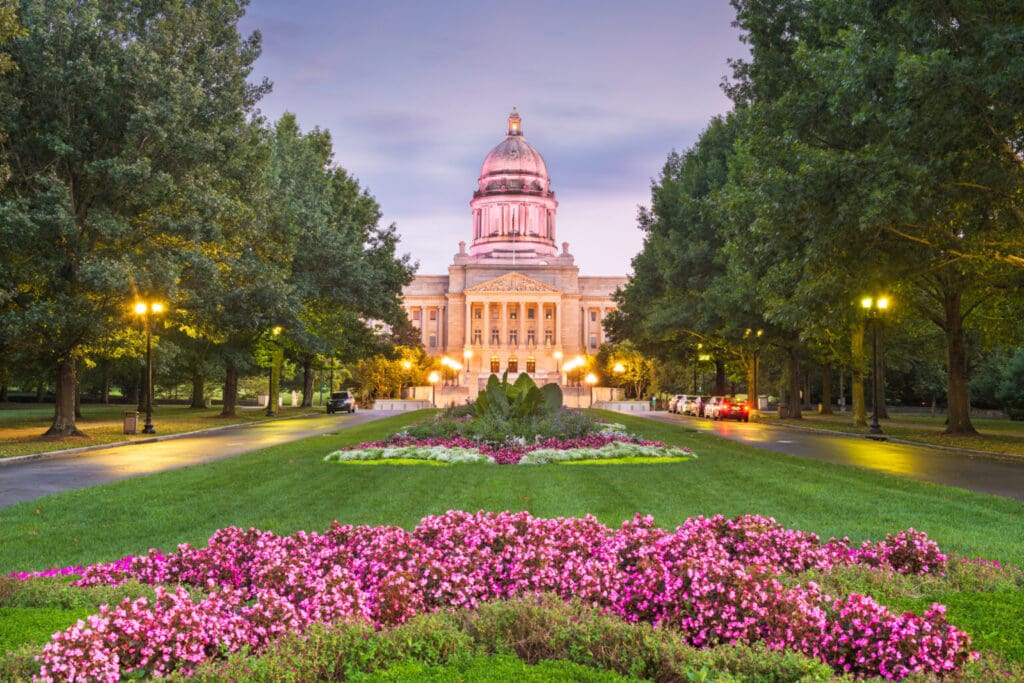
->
(0, 412, 389, 508)
(642, 412, 1024, 502)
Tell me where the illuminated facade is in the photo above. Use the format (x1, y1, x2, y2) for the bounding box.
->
(402, 110, 627, 391)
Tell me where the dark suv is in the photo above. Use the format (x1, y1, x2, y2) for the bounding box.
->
(326, 391, 357, 414)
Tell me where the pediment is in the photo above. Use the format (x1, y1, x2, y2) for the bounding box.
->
(464, 272, 561, 294)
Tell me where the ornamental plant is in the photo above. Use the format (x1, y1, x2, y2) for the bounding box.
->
(17, 512, 977, 681)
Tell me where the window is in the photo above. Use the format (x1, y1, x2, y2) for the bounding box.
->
(509, 329, 518, 346)
(527, 307, 535, 320)
(412, 309, 421, 321)
(474, 308, 482, 319)
(473, 329, 482, 345)
(508, 357, 518, 373)
(545, 309, 552, 320)
(429, 335, 437, 348)
(510, 309, 517, 320)
(589, 334, 598, 350)
(544, 329, 554, 345)
(429, 309, 437, 321)
(590, 311, 597, 322)
(526, 356, 536, 373)
(526, 329, 536, 346)
(490, 356, 500, 373)
(491, 307, 499, 319)
(491, 328, 500, 345)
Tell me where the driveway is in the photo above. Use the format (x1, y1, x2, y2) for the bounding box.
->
(642, 411, 1024, 502)
(0, 411, 389, 508)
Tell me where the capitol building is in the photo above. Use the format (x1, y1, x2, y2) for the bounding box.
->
(402, 110, 627, 396)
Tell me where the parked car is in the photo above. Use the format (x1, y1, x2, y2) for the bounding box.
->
(716, 397, 751, 422)
(326, 391, 357, 414)
(703, 396, 726, 419)
(682, 395, 706, 416)
(668, 394, 687, 413)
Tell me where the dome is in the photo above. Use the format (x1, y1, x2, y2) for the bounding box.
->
(469, 109, 559, 261)
(478, 109, 549, 186)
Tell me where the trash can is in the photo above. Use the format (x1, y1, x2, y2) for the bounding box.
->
(123, 411, 139, 435)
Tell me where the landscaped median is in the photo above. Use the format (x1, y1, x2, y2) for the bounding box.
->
(7, 512, 989, 681)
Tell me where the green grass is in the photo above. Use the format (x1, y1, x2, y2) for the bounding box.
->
(351, 653, 639, 682)
(1, 410, 1023, 677)
(0, 403, 320, 459)
(758, 412, 1024, 457)
(0, 607, 93, 651)
(1, 410, 1021, 574)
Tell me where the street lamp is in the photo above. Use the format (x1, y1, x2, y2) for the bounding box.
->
(133, 300, 165, 434)
(266, 325, 282, 417)
(745, 328, 764, 415)
(553, 350, 563, 383)
(861, 296, 890, 436)
(585, 372, 597, 408)
(463, 349, 473, 386)
(428, 371, 440, 407)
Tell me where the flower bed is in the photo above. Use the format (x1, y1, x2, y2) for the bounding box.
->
(15, 512, 975, 681)
(323, 429, 695, 465)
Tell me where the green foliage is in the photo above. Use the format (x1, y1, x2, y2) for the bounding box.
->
(473, 372, 562, 421)
(996, 348, 1024, 419)
(0, 606, 92, 651)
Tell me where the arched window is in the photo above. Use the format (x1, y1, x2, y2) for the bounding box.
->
(526, 356, 536, 373)
(508, 357, 518, 373)
(490, 356, 500, 373)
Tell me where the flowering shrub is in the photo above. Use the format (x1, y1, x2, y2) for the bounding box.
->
(323, 432, 695, 465)
(19, 513, 975, 681)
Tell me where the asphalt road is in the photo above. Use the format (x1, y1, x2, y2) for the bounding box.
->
(0, 411, 387, 509)
(643, 411, 1024, 502)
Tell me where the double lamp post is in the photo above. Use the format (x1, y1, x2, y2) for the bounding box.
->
(861, 295, 890, 436)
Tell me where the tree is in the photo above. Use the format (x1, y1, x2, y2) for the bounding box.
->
(0, 0, 265, 435)
(726, 0, 1024, 434)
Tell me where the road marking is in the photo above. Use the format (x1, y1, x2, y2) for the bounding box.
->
(777, 440, 794, 444)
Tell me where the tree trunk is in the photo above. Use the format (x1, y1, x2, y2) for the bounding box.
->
(220, 362, 238, 417)
(45, 356, 86, 436)
(784, 346, 802, 419)
(0, 384, 7, 402)
(190, 368, 206, 409)
(820, 361, 833, 415)
(942, 287, 977, 435)
(302, 357, 314, 407)
(74, 362, 82, 419)
(851, 321, 867, 427)
(102, 367, 110, 404)
(714, 360, 726, 395)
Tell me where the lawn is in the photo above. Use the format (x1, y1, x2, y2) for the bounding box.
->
(1, 409, 1022, 680)
(0, 403, 319, 459)
(2, 410, 1021, 572)
(757, 411, 1024, 457)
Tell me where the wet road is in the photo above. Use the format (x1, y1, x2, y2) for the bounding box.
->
(643, 411, 1024, 502)
(0, 411, 388, 508)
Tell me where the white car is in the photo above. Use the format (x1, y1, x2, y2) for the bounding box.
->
(668, 394, 687, 413)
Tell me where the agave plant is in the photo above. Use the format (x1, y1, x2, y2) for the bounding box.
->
(473, 371, 563, 420)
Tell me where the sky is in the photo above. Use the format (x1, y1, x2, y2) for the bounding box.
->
(237, 1, 746, 276)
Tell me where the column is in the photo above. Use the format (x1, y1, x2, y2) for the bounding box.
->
(555, 301, 562, 346)
(420, 306, 426, 347)
(518, 301, 524, 349)
(465, 299, 471, 346)
(501, 301, 508, 349)
(583, 305, 590, 350)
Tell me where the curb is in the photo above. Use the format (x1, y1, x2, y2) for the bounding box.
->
(0, 412, 325, 466)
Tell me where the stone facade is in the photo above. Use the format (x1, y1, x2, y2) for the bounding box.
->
(402, 110, 627, 393)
